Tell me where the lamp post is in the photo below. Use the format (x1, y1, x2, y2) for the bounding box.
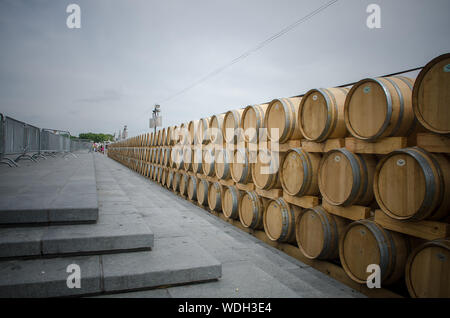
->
(152, 104, 161, 134)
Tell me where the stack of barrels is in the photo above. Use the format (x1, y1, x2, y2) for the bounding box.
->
(108, 53, 450, 298)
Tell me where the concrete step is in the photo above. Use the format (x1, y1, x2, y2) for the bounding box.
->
(0, 154, 98, 225)
(0, 236, 221, 297)
(0, 222, 154, 259)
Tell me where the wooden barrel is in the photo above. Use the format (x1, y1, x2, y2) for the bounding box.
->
(251, 149, 285, 190)
(299, 87, 349, 142)
(223, 109, 244, 144)
(339, 219, 410, 285)
(296, 206, 349, 260)
(159, 147, 166, 165)
(202, 147, 215, 177)
(183, 146, 193, 171)
(148, 165, 154, 179)
(280, 148, 321, 197)
(263, 198, 301, 243)
(178, 123, 189, 145)
(264, 97, 302, 143)
(318, 148, 376, 206)
(152, 166, 158, 181)
(172, 172, 181, 192)
(209, 114, 225, 144)
(405, 238, 450, 298)
(188, 120, 199, 145)
(374, 147, 450, 221)
(157, 167, 163, 183)
(187, 176, 198, 201)
(196, 117, 210, 145)
(163, 148, 171, 167)
(174, 147, 185, 170)
(197, 179, 209, 206)
(230, 148, 252, 184)
(241, 104, 268, 143)
(344, 76, 416, 141)
(208, 182, 223, 211)
(166, 170, 174, 189)
(222, 186, 243, 220)
(238, 191, 266, 229)
(161, 168, 167, 186)
(214, 149, 232, 180)
(192, 147, 203, 174)
(179, 173, 189, 196)
(413, 53, 450, 134)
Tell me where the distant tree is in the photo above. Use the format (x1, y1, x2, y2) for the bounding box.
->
(78, 133, 114, 143)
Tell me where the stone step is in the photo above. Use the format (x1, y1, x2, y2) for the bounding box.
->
(0, 154, 98, 225)
(0, 221, 154, 259)
(0, 236, 221, 297)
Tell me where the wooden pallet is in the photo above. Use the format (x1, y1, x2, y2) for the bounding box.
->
(255, 188, 282, 200)
(301, 138, 345, 153)
(322, 200, 372, 221)
(374, 210, 450, 241)
(345, 137, 407, 154)
(236, 182, 255, 191)
(219, 179, 235, 187)
(416, 133, 450, 153)
(283, 193, 319, 209)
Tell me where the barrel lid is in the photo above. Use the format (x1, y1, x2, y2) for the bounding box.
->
(299, 90, 329, 141)
(264, 200, 284, 240)
(281, 149, 306, 195)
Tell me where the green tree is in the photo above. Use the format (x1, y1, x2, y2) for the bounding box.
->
(78, 133, 114, 143)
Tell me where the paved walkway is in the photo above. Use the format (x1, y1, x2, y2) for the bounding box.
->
(95, 153, 363, 298)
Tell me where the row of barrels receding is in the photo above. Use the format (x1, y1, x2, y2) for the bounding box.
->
(120, 162, 449, 298)
(118, 53, 449, 149)
(107, 53, 450, 298)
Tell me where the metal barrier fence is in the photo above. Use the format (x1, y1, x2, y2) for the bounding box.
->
(0, 113, 93, 167)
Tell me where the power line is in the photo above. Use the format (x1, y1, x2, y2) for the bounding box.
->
(152, 0, 339, 109)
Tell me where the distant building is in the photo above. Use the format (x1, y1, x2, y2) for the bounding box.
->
(122, 125, 128, 139)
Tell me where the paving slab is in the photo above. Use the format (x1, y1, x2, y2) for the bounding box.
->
(102, 236, 222, 293)
(0, 154, 98, 225)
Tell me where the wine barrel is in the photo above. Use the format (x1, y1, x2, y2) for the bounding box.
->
(265, 97, 302, 143)
(174, 147, 185, 170)
(238, 191, 266, 229)
(172, 172, 181, 192)
(178, 123, 189, 145)
(192, 147, 203, 174)
(157, 167, 163, 183)
(159, 147, 165, 165)
(374, 147, 450, 221)
(318, 148, 376, 206)
(222, 186, 243, 220)
(230, 148, 252, 184)
(166, 170, 174, 189)
(183, 146, 193, 171)
(251, 149, 285, 190)
(263, 198, 301, 243)
(339, 219, 410, 285)
(296, 206, 349, 260)
(161, 168, 167, 186)
(241, 104, 269, 143)
(187, 176, 198, 201)
(163, 147, 171, 167)
(214, 149, 232, 180)
(152, 166, 158, 181)
(280, 148, 321, 197)
(344, 76, 416, 141)
(148, 165, 154, 180)
(209, 114, 225, 144)
(299, 87, 349, 142)
(196, 117, 210, 145)
(202, 147, 216, 177)
(405, 238, 450, 298)
(179, 173, 189, 196)
(223, 109, 244, 144)
(208, 182, 223, 211)
(188, 120, 199, 145)
(197, 179, 209, 206)
(413, 53, 450, 134)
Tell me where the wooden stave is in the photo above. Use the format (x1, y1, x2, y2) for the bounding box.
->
(179, 173, 189, 196)
(197, 179, 209, 206)
(241, 104, 269, 143)
(222, 186, 242, 220)
(209, 114, 225, 144)
(187, 176, 198, 201)
(208, 182, 223, 211)
(251, 149, 285, 190)
(202, 147, 216, 177)
(214, 148, 232, 180)
(230, 148, 252, 184)
(223, 109, 244, 144)
(196, 117, 211, 145)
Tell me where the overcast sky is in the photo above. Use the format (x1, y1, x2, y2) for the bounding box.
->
(0, 0, 449, 137)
